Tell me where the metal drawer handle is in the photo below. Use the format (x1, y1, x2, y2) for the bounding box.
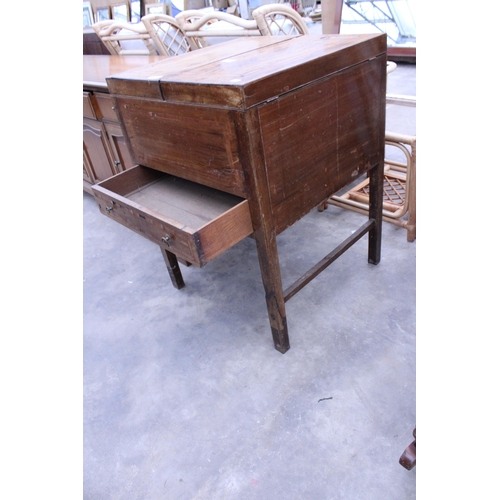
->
(162, 235, 171, 245)
(105, 201, 115, 213)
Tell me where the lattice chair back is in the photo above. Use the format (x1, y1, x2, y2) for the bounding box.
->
(92, 20, 158, 55)
(252, 4, 310, 36)
(175, 9, 261, 50)
(141, 14, 192, 56)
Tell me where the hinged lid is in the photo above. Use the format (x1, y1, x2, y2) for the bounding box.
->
(106, 34, 386, 109)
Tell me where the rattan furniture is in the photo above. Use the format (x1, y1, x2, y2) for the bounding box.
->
(321, 95, 416, 242)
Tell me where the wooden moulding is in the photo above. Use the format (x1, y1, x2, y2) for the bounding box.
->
(91, 165, 254, 267)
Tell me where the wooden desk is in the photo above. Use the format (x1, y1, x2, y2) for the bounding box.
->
(83, 55, 167, 193)
(92, 36, 387, 353)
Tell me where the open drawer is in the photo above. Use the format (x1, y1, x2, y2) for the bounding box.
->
(91, 165, 254, 267)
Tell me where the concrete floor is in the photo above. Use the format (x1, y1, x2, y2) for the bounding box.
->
(83, 57, 416, 499)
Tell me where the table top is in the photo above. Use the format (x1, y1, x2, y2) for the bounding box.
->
(83, 55, 168, 91)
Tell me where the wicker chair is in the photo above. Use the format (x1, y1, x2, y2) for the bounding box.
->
(324, 129, 416, 242)
(141, 14, 192, 56)
(92, 19, 158, 55)
(252, 4, 310, 36)
(175, 9, 261, 50)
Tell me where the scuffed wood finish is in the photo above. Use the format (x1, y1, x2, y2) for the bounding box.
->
(106, 36, 293, 100)
(107, 35, 385, 109)
(232, 107, 289, 353)
(83, 55, 167, 92)
(259, 55, 386, 234)
(113, 98, 246, 197)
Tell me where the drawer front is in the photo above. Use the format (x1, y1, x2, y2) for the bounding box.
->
(92, 166, 253, 267)
(92, 93, 119, 122)
(83, 92, 96, 119)
(94, 187, 203, 265)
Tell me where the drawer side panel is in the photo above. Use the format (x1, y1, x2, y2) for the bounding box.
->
(197, 201, 254, 263)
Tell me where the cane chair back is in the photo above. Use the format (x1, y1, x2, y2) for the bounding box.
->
(252, 4, 310, 36)
(175, 9, 261, 50)
(92, 20, 158, 55)
(141, 14, 191, 56)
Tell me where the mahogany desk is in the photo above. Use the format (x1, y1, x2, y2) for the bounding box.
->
(92, 35, 387, 353)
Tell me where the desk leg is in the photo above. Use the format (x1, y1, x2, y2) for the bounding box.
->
(232, 108, 290, 353)
(368, 162, 383, 265)
(254, 231, 290, 353)
(160, 247, 185, 290)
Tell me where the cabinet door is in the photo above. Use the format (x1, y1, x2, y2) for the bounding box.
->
(83, 118, 117, 183)
(104, 122, 136, 173)
(83, 149, 95, 184)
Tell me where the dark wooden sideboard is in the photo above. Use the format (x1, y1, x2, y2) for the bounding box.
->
(91, 35, 387, 353)
(83, 55, 167, 194)
(83, 29, 110, 55)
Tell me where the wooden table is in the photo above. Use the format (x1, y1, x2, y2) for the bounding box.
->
(92, 35, 387, 353)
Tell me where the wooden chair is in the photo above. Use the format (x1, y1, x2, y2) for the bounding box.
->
(175, 9, 261, 50)
(92, 19, 158, 55)
(252, 4, 310, 36)
(141, 14, 192, 56)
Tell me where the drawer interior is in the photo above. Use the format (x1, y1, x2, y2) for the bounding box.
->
(93, 165, 254, 266)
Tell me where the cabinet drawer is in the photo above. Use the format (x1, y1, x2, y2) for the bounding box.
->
(92, 165, 253, 267)
(83, 92, 96, 119)
(92, 92, 118, 122)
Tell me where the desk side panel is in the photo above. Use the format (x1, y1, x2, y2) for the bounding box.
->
(258, 55, 386, 234)
(112, 96, 246, 197)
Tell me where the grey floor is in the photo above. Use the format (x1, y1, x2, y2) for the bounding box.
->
(83, 57, 416, 499)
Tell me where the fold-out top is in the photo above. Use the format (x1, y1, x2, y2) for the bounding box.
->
(106, 34, 386, 109)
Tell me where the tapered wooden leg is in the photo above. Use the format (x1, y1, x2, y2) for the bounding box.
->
(253, 230, 290, 353)
(160, 247, 185, 290)
(368, 162, 383, 264)
(231, 108, 290, 353)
